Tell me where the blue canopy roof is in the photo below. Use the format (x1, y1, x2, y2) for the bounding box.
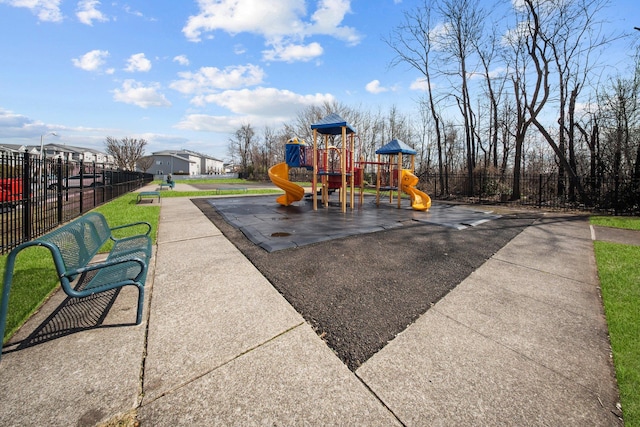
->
(375, 139, 417, 155)
(310, 113, 356, 135)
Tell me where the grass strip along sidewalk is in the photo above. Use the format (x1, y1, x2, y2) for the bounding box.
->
(591, 216, 640, 427)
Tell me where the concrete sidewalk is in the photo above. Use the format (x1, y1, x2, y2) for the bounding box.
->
(0, 189, 622, 426)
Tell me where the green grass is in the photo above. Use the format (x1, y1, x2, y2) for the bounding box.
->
(591, 216, 640, 230)
(594, 237, 640, 426)
(1, 193, 160, 343)
(152, 177, 282, 198)
(158, 188, 281, 198)
(154, 177, 248, 184)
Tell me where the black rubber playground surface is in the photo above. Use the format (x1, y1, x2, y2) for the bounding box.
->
(193, 195, 540, 370)
(204, 195, 503, 252)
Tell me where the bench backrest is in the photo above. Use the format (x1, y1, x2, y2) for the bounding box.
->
(35, 212, 111, 275)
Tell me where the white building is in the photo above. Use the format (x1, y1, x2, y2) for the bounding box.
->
(148, 150, 224, 176)
(42, 143, 116, 167)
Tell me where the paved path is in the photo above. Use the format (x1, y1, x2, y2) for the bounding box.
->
(0, 187, 625, 426)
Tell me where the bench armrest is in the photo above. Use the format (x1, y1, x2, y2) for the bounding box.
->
(1, 240, 67, 352)
(110, 221, 152, 240)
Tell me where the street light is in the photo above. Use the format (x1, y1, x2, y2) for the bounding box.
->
(40, 131, 58, 162)
(39, 132, 58, 186)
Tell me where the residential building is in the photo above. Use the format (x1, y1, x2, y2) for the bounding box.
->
(0, 144, 32, 158)
(148, 150, 224, 176)
(42, 143, 115, 165)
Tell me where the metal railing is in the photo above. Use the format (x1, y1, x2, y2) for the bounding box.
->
(1, 152, 153, 254)
(419, 171, 639, 214)
(285, 169, 639, 214)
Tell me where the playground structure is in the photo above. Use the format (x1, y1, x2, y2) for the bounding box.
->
(267, 113, 431, 212)
(374, 139, 432, 211)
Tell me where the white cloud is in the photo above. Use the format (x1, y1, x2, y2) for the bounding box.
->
(170, 64, 265, 96)
(263, 42, 323, 62)
(429, 22, 453, 51)
(487, 67, 507, 79)
(173, 55, 190, 66)
(175, 86, 335, 133)
(175, 114, 241, 133)
(192, 87, 335, 116)
(0, 109, 68, 141)
(72, 49, 110, 72)
(1, 0, 62, 22)
(573, 101, 597, 117)
(76, 0, 108, 25)
(123, 4, 143, 17)
(125, 53, 152, 72)
(410, 78, 431, 92)
(0, 108, 37, 137)
(365, 80, 388, 94)
(502, 21, 531, 48)
(112, 80, 171, 108)
(182, 0, 361, 62)
(308, 0, 360, 45)
(182, 0, 305, 42)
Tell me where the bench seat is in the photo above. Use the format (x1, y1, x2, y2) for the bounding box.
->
(213, 187, 247, 194)
(137, 191, 160, 203)
(0, 212, 153, 361)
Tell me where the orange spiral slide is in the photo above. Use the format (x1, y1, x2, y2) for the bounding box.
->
(401, 169, 431, 211)
(268, 162, 304, 206)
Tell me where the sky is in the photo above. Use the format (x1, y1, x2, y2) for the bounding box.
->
(0, 0, 638, 161)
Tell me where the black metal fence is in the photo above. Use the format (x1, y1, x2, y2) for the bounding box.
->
(1, 152, 153, 254)
(286, 168, 639, 214)
(418, 171, 639, 215)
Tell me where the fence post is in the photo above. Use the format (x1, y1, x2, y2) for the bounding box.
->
(79, 160, 84, 214)
(614, 172, 620, 216)
(56, 158, 63, 224)
(433, 173, 438, 199)
(21, 151, 32, 241)
(538, 174, 543, 209)
(92, 162, 97, 208)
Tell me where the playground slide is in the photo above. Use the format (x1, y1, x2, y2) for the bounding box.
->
(268, 162, 304, 206)
(401, 169, 432, 211)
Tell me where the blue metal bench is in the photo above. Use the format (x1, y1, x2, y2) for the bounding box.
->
(213, 187, 247, 195)
(159, 182, 174, 190)
(137, 191, 161, 203)
(0, 212, 153, 360)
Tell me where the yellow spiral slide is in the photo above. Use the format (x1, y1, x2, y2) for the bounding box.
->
(268, 162, 304, 206)
(401, 169, 431, 211)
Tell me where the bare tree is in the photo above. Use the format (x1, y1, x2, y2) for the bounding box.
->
(386, 1, 446, 195)
(249, 125, 280, 178)
(504, 0, 553, 200)
(105, 137, 147, 171)
(228, 123, 256, 178)
(472, 22, 508, 172)
(416, 99, 434, 177)
(597, 63, 640, 211)
(531, 0, 612, 200)
(285, 101, 353, 143)
(137, 155, 154, 172)
(437, 0, 485, 194)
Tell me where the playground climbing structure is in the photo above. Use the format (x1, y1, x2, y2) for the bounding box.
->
(268, 113, 430, 212)
(374, 139, 431, 211)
